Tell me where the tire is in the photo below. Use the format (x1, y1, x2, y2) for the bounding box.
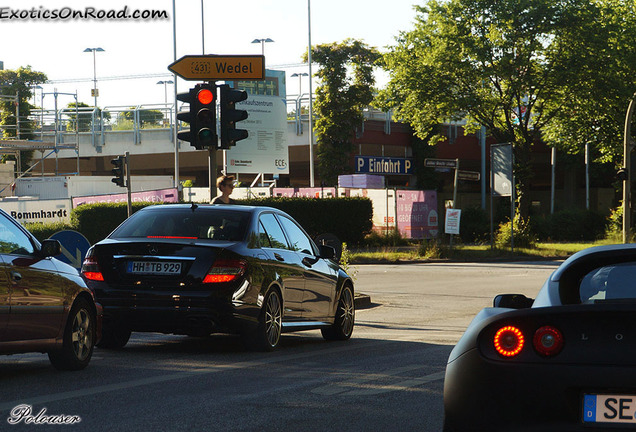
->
(322, 285, 355, 341)
(48, 297, 96, 371)
(97, 321, 131, 349)
(243, 289, 283, 351)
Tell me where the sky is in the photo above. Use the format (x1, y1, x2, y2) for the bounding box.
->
(0, 0, 419, 111)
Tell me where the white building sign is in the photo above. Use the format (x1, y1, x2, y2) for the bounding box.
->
(226, 70, 289, 175)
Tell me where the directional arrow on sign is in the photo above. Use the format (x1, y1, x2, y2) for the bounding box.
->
(49, 230, 91, 270)
(168, 55, 265, 81)
(60, 246, 83, 269)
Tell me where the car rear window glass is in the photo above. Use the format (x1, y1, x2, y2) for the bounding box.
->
(580, 263, 636, 302)
(110, 208, 250, 241)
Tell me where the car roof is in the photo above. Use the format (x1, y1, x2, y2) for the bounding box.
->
(139, 204, 280, 214)
(552, 244, 636, 304)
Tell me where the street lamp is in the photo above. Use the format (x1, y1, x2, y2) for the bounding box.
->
(83, 47, 105, 108)
(251, 38, 274, 56)
(290, 72, 308, 98)
(156, 80, 174, 105)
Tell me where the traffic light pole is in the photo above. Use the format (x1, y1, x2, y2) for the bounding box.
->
(623, 92, 636, 243)
(125, 151, 132, 217)
(209, 147, 216, 202)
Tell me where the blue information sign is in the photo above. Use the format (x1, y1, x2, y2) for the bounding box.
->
(49, 230, 91, 270)
(355, 156, 413, 175)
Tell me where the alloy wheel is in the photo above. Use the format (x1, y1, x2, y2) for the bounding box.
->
(265, 292, 282, 347)
(339, 288, 355, 337)
(71, 309, 92, 361)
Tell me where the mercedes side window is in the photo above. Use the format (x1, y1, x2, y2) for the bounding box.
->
(277, 215, 315, 255)
(0, 215, 34, 255)
(258, 221, 272, 248)
(259, 213, 290, 250)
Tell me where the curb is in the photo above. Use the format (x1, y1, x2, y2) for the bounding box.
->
(354, 293, 372, 309)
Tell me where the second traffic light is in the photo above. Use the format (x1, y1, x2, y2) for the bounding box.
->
(111, 155, 126, 188)
(177, 83, 217, 150)
(219, 84, 248, 149)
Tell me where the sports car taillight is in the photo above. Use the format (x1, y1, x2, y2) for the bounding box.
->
(81, 254, 104, 281)
(533, 326, 564, 357)
(494, 326, 525, 357)
(203, 259, 247, 283)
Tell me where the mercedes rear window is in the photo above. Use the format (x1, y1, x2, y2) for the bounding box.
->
(110, 208, 250, 242)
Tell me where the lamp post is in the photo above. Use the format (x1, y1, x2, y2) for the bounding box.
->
(290, 72, 308, 98)
(623, 91, 636, 243)
(307, 0, 315, 187)
(291, 73, 308, 135)
(83, 47, 105, 108)
(251, 38, 274, 56)
(156, 80, 174, 105)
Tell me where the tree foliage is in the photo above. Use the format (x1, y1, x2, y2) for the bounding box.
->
(0, 66, 48, 170)
(378, 0, 636, 213)
(540, 0, 636, 163)
(304, 39, 381, 185)
(118, 108, 164, 128)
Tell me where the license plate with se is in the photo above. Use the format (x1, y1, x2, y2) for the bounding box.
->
(583, 394, 636, 425)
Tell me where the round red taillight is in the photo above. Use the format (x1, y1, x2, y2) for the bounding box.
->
(533, 326, 564, 357)
(494, 326, 525, 357)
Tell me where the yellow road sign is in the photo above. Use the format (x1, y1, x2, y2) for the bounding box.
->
(168, 55, 265, 81)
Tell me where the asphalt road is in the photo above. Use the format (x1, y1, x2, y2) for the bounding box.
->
(0, 261, 560, 432)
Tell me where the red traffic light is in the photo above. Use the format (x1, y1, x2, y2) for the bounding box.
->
(197, 88, 214, 105)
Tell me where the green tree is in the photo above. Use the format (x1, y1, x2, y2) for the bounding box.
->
(0, 66, 48, 170)
(378, 0, 636, 214)
(118, 108, 163, 129)
(540, 0, 636, 164)
(304, 39, 381, 185)
(65, 102, 110, 132)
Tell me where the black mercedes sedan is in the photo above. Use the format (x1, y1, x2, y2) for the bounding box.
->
(443, 244, 636, 431)
(81, 204, 354, 351)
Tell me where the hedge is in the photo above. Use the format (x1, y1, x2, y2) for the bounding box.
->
(26, 197, 373, 246)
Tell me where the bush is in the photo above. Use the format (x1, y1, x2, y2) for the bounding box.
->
(496, 214, 537, 248)
(25, 221, 77, 243)
(239, 197, 373, 245)
(72, 202, 157, 244)
(533, 208, 608, 242)
(459, 206, 490, 243)
(362, 230, 409, 247)
(70, 197, 373, 246)
(417, 239, 445, 259)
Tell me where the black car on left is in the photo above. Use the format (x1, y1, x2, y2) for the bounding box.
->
(81, 204, 354, 351)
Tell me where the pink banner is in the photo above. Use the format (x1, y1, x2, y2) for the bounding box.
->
(72, 188, 179, 208)
(396, 190, 439, 239)
(272, 188, 337, 198)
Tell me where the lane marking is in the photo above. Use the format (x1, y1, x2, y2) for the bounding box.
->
(312, 366, 445, 396)
(0, 339, 392, 411)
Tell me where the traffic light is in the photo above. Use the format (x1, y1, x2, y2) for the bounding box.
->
(111, 155, 126, 187)
(177, 83, 217, 149)
(219, 84, 248, 149)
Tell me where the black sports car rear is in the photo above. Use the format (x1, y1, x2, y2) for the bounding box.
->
(81, 204, 354, 351)
(443, 244, 636, 432)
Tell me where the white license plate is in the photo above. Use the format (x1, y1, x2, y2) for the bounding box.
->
(583, 394, 636, 424)
(127, 261, 182, 275)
